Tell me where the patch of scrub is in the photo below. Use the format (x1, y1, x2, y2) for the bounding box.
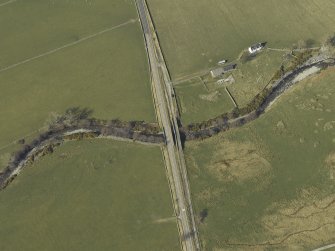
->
(293, 66, 321, 83)
(260, 191, 335, 250)
(325, 152, 335, 179)
(324, 121, 335, 131)
(199, 91, 221, 102)
(209, 141, 271, 183)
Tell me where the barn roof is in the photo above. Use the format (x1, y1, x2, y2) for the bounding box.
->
(210, 67, 225, 78)
(223, 64, 237, 72)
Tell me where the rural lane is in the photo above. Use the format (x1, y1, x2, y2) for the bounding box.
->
(311, 243, 335, 251)
(135, 0, 200, 250)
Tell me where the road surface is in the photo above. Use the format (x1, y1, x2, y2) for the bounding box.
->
(135, 0, 200, 250)
(312, 243, 335, 251)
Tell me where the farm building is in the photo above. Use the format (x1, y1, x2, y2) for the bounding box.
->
(210, 67, 225, 78)
(248, 42, 266, 54)
(218, 59, 227, 65)
(223, 64, 237, 73)
(217, 75, 235, 85)
(217, 79, 225, 85)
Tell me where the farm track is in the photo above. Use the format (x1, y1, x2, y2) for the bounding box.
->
(172, 47, 321, 85)
(312, 243, 335, 251)
(0, 19, 136, 74)
(172, 69, 212, 85)
(0, 0, 16, 8)
(267, 47, 320, 52)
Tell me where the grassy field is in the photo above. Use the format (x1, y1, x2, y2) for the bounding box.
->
(184, 68, 335, 250)
(228, 50, 285, 107)
(0, 0, 136, 67)
(0, 139, 180, 251)
(175, 79, 235, 125)
(175, 50, 285, 123)
(0, 0, 156, 170)
(147, 0, 335, 80)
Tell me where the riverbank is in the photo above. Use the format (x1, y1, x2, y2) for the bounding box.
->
(0, 118, 164, 190)
(183, 57, 335, 140)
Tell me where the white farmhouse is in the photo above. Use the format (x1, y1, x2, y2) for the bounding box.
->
(218, 59, 227, 65)
(248, 42, 266, 54)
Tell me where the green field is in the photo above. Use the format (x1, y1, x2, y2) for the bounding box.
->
(0, 0, 155, 171)
(175, 79, 235, 125)
(147, 0, 335, 79)
(185, 68, 335, 250)
(0, 139, 180, 251)
(228, 50, 285, 107)
(0, 0, 135, 67)
(175, 50, 285, 124)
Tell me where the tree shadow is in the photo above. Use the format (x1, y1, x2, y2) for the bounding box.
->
(179, 129, 187, 149)
(306, 38, 317, 48)
(64, 107, 94, 120)
(200, 208, 208, 223)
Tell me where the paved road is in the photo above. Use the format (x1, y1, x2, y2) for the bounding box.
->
(311, 243, 335, 251)
(135, 1, 199, 250)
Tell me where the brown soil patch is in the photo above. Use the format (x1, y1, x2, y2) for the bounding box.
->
(323, 121, 335, 131)
(325, 152, 335, 180)
(196, 187, 223, 204)
(224, 191, 335, 250)
(199, 91, 220, 102)
(260, 193, 335, 249)
(326, 152, 335, 167)
(208, 141, 271, 182)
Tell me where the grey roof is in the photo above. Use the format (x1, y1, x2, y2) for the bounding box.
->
(223, 64, 237, 72)
(250, 43, 263, 50)
(210, 67, 225, 78)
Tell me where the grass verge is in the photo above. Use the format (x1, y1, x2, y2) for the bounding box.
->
(0, 139, 180, 251)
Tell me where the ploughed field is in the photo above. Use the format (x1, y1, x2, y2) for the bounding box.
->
(0, 140, 180, 251)
(184, 68, 335, 250)
(0, 0, 155, 171)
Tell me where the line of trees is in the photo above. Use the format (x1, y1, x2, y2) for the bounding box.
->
(183, 57, 335, 140)
(3, 38, 335, 189)
(0, 108, 165, 190)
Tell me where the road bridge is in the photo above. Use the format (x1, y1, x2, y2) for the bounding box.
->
(135, 1, 200, 250)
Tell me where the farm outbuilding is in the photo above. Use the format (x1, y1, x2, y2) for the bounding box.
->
(210, 67, 225, 78)
(218, 59, 227, 65)
(223, 64, 237, 73)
